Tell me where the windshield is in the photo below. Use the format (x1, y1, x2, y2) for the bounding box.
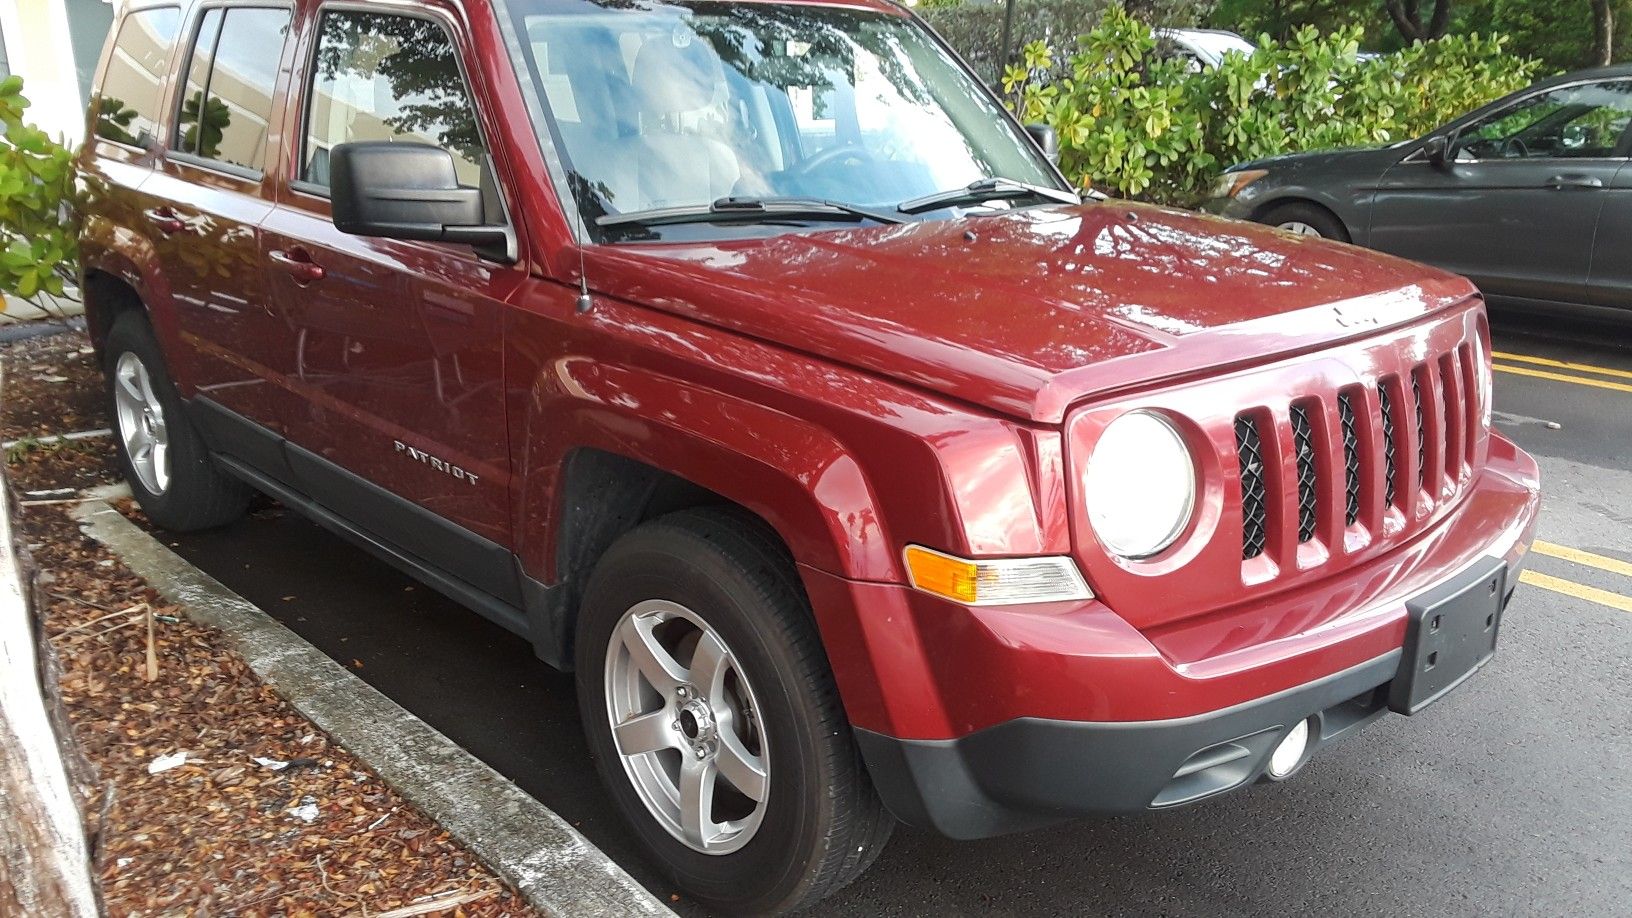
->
(500, 0, 1062, 240)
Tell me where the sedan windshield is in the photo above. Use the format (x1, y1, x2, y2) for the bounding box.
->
(500, 0, 1064, 240)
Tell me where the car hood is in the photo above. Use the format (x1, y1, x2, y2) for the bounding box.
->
(586, 203, 1477, 424)
(1232, 141, 1411, 173)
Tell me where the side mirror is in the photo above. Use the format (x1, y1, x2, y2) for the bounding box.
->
(1421, 134, 1450, 168)
(330, 141, 513, 258)
(1024, 123, 1060, 165)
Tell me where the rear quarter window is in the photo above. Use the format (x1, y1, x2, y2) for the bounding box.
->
(173, 6, 290, 173)
(95, 6, 183, 147)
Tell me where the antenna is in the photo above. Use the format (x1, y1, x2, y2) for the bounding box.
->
(574, 175, 594, 313)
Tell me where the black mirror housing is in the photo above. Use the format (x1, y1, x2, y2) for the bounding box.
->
(330, 141, 512, 257)
(1422, 134, 1450, 168)
(1024, 123, 1060, 165)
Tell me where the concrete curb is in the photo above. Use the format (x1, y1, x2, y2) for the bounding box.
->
(71, 486, 672, 918)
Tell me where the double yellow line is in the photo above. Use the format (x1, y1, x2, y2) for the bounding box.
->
(1492, 351, 1632, 393)
(1520, 541, 1632, 614)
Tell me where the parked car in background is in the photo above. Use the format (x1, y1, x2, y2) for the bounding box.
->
(1207, 67, 1632, 319)
(1156, 27, 1255, 70)
(80, 0, 1540, 913)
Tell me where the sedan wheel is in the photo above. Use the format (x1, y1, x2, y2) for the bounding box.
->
(1277, 220, 1324, 237)
(604, 599, 770, 855)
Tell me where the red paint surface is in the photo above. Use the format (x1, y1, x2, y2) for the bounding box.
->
(78, 0, 1541, 744)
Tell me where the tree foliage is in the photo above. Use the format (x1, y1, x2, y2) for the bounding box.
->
(1005, 5, 1540, 203)
(1211, 0, 1631, 70)
(920, 0, 1212, 83)
(0, 76, 77, 306)
(1385, 0, 1455, 40)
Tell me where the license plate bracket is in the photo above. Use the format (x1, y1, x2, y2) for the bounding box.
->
(1388, 557, 1508, 716)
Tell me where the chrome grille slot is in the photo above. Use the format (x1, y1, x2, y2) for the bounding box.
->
(1289, 404, 1319, 543)
(1379, 382, 1398, 509)
(1337, 392, 1361, 526)
(1235, 414, 1268, 560)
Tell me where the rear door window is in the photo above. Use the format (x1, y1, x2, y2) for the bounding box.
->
(95, 6, 182, 147)
(173, 6, 290, 173)
(300, 9, 485, 189)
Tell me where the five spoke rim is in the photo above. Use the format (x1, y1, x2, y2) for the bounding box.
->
(1277, 220, 1323, 237)
(112, 351, 171, 495)
(605, 600, 769, 855)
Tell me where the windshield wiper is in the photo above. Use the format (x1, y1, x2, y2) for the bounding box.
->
(897, 177, 1081, 215)
(596, 196, 905, 229)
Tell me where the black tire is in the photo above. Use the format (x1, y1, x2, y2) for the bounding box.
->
(576, 507, 893, 915)
(103, 310, 252, 530)
(1258, 201, 1350, 242)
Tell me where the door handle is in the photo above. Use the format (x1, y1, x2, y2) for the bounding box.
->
(142, 207, 186, 234)
(1546, 174, 1603, 190)
(269, 247, 325, 284)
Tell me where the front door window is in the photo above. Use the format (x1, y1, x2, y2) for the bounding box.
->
(1454, 80, 1632, 162)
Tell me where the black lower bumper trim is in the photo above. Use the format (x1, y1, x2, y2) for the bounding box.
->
(855, 650, 1403, 840)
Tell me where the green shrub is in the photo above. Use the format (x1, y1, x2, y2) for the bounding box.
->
(1004, 6, 1542, 204)
(0, 76, 77, 307)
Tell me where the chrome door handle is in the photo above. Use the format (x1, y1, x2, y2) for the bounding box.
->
(269, 248, 325, 284)
(1546, 175, 1604, 190)
(142, 207, 186, 234)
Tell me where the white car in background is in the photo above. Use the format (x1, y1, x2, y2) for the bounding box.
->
(1156, 27, 1256, 70)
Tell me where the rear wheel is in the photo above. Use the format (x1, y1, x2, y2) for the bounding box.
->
(576, 507, 892, 914)
(103, 311, 251, 530)
(1259, 201, 1349, 242)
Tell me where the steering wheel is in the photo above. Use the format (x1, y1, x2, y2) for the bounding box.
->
(794, 143, 876, 177)
(1498, 136, 1530, 159)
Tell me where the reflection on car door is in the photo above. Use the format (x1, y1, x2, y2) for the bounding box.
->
(1369, 79, 1632, 305)
(262, 3, 521, 606)
(140, 6, 302, 450)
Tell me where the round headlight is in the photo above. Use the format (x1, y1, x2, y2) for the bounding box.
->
(1084, 411, 1196, 559)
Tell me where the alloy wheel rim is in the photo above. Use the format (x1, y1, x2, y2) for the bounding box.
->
(605, 599, 770, 855)
(1277, 220, 1323, 237)
(112, 351, 171, 495)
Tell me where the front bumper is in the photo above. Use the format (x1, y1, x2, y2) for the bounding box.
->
(800, 435, 1540, 839)
(855, 646, 1403, 839)
(854, 555, 1521, 839)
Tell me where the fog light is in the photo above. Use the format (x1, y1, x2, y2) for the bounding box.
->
(1266, 719, 1311, 779)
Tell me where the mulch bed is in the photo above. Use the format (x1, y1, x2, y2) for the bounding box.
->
(4, 329, 541, 917)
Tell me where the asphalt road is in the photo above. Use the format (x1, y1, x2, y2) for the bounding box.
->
(159, 309, 1632, 917)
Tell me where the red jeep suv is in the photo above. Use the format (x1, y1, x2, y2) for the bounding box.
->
(79, 0, 1541, 912)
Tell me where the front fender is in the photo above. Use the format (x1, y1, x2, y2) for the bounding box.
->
(506, 292, 1071, 586)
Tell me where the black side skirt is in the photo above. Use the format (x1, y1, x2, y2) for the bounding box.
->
(188, 397, 571, 668)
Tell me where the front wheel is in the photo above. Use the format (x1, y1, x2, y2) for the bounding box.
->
(1258, 201, 1350, 242)
(576, 508, 892, 914)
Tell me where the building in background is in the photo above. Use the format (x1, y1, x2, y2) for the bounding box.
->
(0, 0, 119, 145)
(0, 0, 109, 321)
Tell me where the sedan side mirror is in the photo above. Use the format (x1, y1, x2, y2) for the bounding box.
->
(1422, 134, 1451, 168)
(330, 141, 513, 259)
(1024, 123, 1060, 165)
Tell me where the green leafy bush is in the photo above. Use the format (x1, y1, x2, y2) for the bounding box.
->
(1004, 6, 1542, 204)
(0, 75, 77, 306)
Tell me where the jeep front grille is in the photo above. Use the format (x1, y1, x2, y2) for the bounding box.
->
(1232, 342, 1479, 562)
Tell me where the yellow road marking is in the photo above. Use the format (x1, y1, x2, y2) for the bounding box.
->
(1532, 540, 1632, 580)
(1492, 351, 1632, 381)
(1492, 363, 1632, 393)
(1519, 570, 1632, 614)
